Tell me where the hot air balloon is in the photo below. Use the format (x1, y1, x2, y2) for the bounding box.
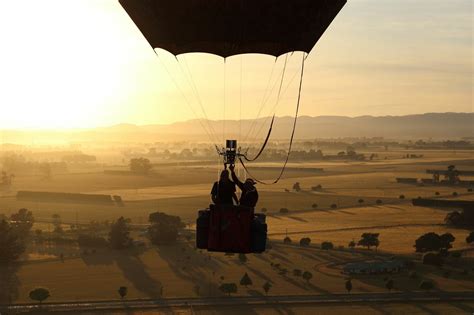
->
(119, 0, 346, 253)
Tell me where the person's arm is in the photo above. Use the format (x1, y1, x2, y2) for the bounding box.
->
(232, 192, 239, 205)
(230, 168, 244, 190)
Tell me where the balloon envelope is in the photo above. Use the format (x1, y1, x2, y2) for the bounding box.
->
(119, 0, 346, 58)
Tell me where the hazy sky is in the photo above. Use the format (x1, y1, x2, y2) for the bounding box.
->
(0, 0, 472, 129)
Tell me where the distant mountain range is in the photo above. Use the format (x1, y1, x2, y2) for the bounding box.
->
(1, 113, 473, 144)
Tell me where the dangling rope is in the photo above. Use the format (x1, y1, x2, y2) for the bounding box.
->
(248, 53, 288, 144)
(239, 52, 306, 185)
(242, 115, 274, 162)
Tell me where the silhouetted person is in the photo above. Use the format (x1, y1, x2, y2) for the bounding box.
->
(211, 169, 238, 205)
(229, 165, 258, 208)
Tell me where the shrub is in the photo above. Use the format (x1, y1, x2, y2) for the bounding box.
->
(422, 252, 443, 266)
(261, 208, 267, 213)
(300, 237, 311, 247)
(283, 236, 292, 244)
(435, 192, 440, 196)
(399, 195, 405, 199)
(279, 208, 289, 214)
(330, 204, 337, 209)
(293, 269, 302, 277)
(311, 185, 322, 191)
(409, 271, 417, 279)
(468, 188, 473, 192)
(29, 288, 50, 304)
(452, 192, 458, 197)
(302, 271, 313, 283)
(312, 203, 318, 209)
(321, 241, 334, 250)
(358, 199, 364, 203)
(376, 199, 383, 205)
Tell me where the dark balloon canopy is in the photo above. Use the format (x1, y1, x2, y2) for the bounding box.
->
(119, 0, 346, 58)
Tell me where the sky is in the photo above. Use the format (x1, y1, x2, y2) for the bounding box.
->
(0, 0, 472, 129)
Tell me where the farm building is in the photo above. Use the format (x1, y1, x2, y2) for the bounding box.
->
(343, 260, 404, 275)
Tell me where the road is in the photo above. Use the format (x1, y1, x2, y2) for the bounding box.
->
(3, 291, 474, 313)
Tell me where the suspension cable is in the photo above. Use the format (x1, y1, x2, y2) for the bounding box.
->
(179, 56, 220, 144)
(243, 53, 291, 143)
(250, 53, 288, 142)
(242, 58, 278, 143)
(155, 51, 217, 146)
(239, 52, 306, 185)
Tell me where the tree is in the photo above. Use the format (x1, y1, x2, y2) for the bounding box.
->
(238, 253, 248, 264)
(109, 217, 132, 249)
(321, 241, 334, 250)
(29, 288, 50, 304)
(357, 233, 380, 250)
(348, 240, 356, 250)
(440, 233, 455, 250)
(466, 232, 474, 244)
(129, 157, 153, 175)
(219, 283, 237, 296)
(0, 220, 26, 264)
(302, 271, 313, 283)
(118, 286, 128, 300)
(240, 272, 253, 287)
(10, 208, 34, 238)
(345, 279, 352, 293)
(52, 214, 63, 234)
(385, 279, 394, 292)
(147, 212, 184, 245)
(262, 281, 272, 295)
(279, 208, 289, 214)
(444, 211, 463, 226)
(293, 182, 301, 192)
(299, 237, 311, 247)
(414, 232, 454, 253)
(419, 280, 434, 291)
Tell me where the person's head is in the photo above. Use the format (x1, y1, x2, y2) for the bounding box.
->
(244, 178, 256, 190)
(220, 169, 229, 181)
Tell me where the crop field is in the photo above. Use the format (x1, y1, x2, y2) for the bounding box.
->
(1, 148, 474, 309)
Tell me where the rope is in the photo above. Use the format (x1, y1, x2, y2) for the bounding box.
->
(243, 52, 291, 143)
(242, 58, 278, 143)
(242, 115, 274, 162)
(239, 52, 306, 185)
(250, 53, 288, 142)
